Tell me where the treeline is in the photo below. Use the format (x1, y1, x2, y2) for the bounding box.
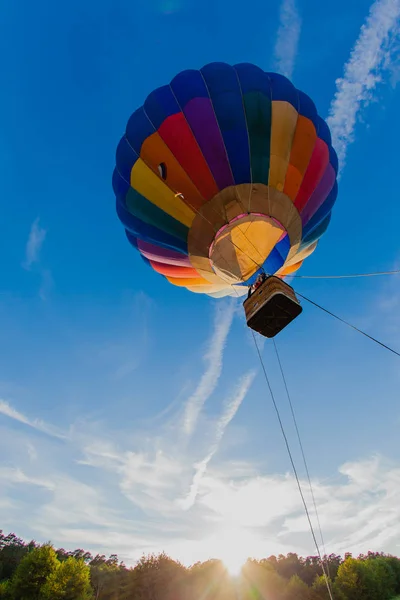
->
(1, 530, 400, 599)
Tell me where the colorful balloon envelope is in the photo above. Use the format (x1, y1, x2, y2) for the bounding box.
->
(113, 62, 338, 298)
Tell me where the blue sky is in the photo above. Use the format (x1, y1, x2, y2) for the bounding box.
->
(1, 0, 400, 568)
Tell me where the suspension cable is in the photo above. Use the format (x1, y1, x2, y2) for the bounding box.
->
(251, 332, 334, 600)
(272, 339, 331, 581)
(291, 269, 400, 279)
(296, 292, 400, 359)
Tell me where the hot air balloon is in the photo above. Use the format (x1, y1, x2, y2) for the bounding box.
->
(113, 62, 338, 337)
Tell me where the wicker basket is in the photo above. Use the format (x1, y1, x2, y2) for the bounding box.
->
(243, 276, 302, 338)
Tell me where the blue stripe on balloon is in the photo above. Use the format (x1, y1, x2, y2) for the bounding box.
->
(126, 108, 156, 154)
(170, 69, 210, 105)
(234, 63, 272, 95)
(297, 90, 318, 129)
(144, 85, 180, 130)
(264, 247, 286, 274)
(117, 201, 188, 254)
(200, 62, 250, 185)
(302, 181, 338, 237)
(329, 146, 339, 175)
(301, 213, 332, 248)
(276, 233, 291, 260)
(316, 116, 332, 146)
(116, 136, 138, 182)
(267, 72, 299, 109)
(112, 167, 130, 198)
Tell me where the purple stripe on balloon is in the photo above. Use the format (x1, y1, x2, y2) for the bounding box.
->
(183, 97, 234, 190)
(137, 240, 191, 267)
(301, 163, 336, 226)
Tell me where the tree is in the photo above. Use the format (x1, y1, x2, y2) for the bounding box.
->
(283, 574, 310, 600)
(90, 563, 120, 600)
(363, 556, 396, 600)
(0, 532, 33, 581)
(335, 557, 367, 600)
(383, 556, 400, 595)
(41, 556, 93, 600)
(129, 553, 186, 600)
(243, 560, 286, 600)
(310, 575, 347, 600)
(274, 553, 304, 581)
(9, 545, 58, 600)
(0, 581, 11, 599)
(334, 556, 393, 600)
(311, 576, 328, 600)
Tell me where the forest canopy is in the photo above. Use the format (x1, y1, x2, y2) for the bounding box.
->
(1, 529, 400, 600)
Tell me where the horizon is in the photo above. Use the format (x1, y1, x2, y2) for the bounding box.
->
(1, 0, 400, 571)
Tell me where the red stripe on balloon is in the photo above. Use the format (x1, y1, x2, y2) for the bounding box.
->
(158, 113, 219, 202)
(294, 138, 329, 213)
(149, 259, 200, 279)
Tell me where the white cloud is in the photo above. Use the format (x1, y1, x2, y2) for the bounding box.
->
(180, 371, 256, 510)
(273, 0, 302, 79)
(182, 301, 235, 436)
(1, 311, 399, 566)
(26, 441, 38, 461)
(3, 398, 400, 566)
(0, 466, 55, 490)
(327, 0, 400, 170)
(0, 399, 67, 440)
(24, 217, 46, 269)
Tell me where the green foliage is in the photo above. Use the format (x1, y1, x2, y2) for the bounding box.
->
(40, 557, 93, 600)
(0, 531, 33, 581)
(10, 545, 58, 600)
(0, 580, 11, 599)
(1, 529, 400, 600)
(283, 574, 311, 599)
(335, 555, 398, 600)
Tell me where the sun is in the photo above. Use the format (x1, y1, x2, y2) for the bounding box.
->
(204, 526, 254, 577)
(222, 552, 246, 576)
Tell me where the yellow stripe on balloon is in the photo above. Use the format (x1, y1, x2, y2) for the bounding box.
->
(130, 159, 195, 228)
(185, 284, 233, 295)
(269, 101, 299, 192)
(278, 241, 318, 275)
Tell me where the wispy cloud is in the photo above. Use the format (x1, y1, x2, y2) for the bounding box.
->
(26, 441, 38, 461)
(327, 0, 400, 170)
(24, 218, 46, 269)
(2, 390, 400, 565)
(273, 0, 302, 79)
(0, 466, 55, 491)
(182, 302, 235, 437)
(22, 217, 53, 299)
(1, 306, 399, 566)
(0, 399, 67, 440)
(180, 371, 256, 510)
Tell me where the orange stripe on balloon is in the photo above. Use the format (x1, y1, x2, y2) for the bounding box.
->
(289, 116, 317, 174)
(149, 260, 200, 279)
(279, 260, 304, 276)
(284, 116, 317, 201)
(166, 275, 214, 287)
(141, 133, 205, 211)
(283, 164, 303, 201)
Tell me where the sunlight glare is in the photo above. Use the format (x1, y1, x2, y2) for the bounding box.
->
(204, 526, 255, 577)
(222, 552, 246, 576)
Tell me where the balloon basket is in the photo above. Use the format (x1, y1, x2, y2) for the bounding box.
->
(243, 276, 302, 338)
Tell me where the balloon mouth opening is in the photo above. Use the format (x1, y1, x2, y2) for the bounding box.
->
(208, 213, 288, 284)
